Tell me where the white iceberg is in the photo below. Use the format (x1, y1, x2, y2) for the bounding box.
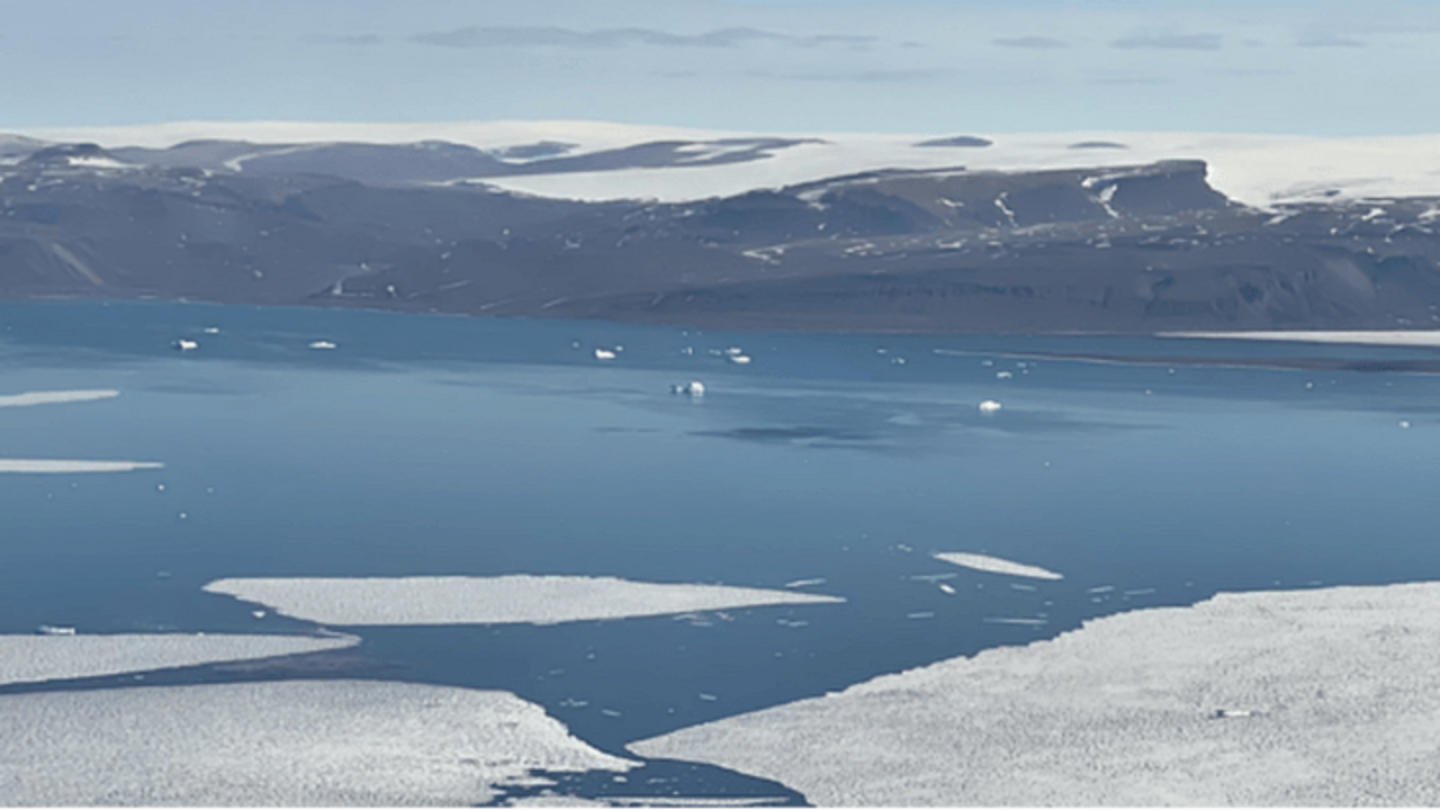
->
(935, 552, 1063, 581)
(0, 459, 164, 474)
(173, 339, 199, 351)
(0, 680, 635, 806)
(594, 348, 617, 360)
(0, 389, 119, 408)
(308, 340, 337, 350)
(977, 399, 1002, 413)
(202, 574, 845, 626)
(0, 632, 357, 686)
(672, 381, 706, 396)
(632, 581, 1440, 806)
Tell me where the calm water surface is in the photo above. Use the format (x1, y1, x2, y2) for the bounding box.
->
(4, 301, 1440, 800)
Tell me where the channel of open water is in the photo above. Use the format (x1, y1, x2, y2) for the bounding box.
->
(4, 300, 1440, 803)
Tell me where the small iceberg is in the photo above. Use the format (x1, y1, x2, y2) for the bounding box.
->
(728, 354, 752, 365)
(594, 348, 617, 361)
(308, 341, 337, 350)
(173, 339, 199, 351)
(935, 552, 1063, 581)
(36, 625, 76, 636)
(784, 578, 827, 589)
(978, 400, 1002, 413)
(698, 693, 719, 702)
(203, 327, 220, 334)
(671, 381, 706, 396)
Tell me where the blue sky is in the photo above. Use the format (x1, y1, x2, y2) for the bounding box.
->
(4, 0, 1438, 135)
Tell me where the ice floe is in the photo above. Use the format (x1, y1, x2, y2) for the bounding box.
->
(594, 348, 617, 360)
(202, 575, 845, 626)
(0, 680, 635, 805)
(0, 459, 164, 473)
(671, 381, 706, 396)
(977, 399, 1002, 413)
(934, 552, 1063, 581)
(1162, 330, 1440, 347)
(173, 338, 199, 351)
(0, 389, 119, 408)
(308, 340, 337, 350)
(632, 581, 1440, 806)
(0, 632, 357, 686)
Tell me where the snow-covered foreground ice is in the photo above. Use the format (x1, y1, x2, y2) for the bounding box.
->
(632, 582, 1440, 806)
(0, 633, 357, 686)
(0, 389, 119, 407)
(1163, 330, 1440, 347)
(0, 680, 636, 806)
(204, 575, 845, 626)
(934, 551, 1063, 581)
(0, 459, 163, 473)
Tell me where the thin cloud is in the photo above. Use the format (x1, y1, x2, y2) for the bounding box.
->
(1111, 33, 1222, 50)
(409, 26, 874, 50)
(992, 36, 1068, 49)
(331, 34, 383, 46)
(1296, 33, 1366, 47)
(748, 68, 948, 84)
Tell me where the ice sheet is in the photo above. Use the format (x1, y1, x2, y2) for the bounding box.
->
(204, 574, 845, 626)
(0, 632, 357, 686)
(633, 581, 1440, 806)
(0, 680, 636, 805)
(0, 459, 163, 473)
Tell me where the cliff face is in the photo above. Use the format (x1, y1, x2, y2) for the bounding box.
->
(3, 139, 1440, 334)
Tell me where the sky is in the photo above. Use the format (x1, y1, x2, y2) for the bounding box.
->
(3, 0, 1439, 137)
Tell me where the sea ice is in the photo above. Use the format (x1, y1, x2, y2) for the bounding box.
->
(203, 574, 845, 626)
(977, 400, 1002, 413)
(0, 680, 635, 805)
(934, 552, 1064, 581)
(0, 389, 119, 408)
(308, 340, 337, 350)
(633, 581, 1440, 806)
(0, 459, 164, 473)
(0, 632, 357, 686)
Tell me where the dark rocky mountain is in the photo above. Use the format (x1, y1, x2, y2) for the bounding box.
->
(3, 137, 1440, 334)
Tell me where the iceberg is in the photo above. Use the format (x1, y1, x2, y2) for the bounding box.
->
(203, 574, 845, 626)
(934, 552, 1063, 581)
(0, 389, 119, 408)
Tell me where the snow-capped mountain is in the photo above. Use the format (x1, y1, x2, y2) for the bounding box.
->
(3, 121, 1440, 333)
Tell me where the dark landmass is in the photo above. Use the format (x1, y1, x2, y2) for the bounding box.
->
(4, 135, 1440, 334)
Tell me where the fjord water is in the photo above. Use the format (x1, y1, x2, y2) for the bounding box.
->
(5, 302, 1440, 774)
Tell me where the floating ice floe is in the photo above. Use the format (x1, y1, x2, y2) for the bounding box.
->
(0, 390, 119, 408)
(728, 354, 752, 365)
(203, 327, 220, 334)
(594, 348, 617, 360)
(632, 580, 1440, 806)
(0, 680, 635, 806)
(202, 574, 845, 626)
(978, 399, 1002, 413)
(0, 632, 357, 687)
(173, 339, 199, 351)
(995, 371, 1013, 379)
(935, 552, 1063, 581)
(308, 341, 337, 350)
(671, 381, 705, 396)
(0, 459, 164, 474)
(1160, 330, 1440, 347)
(784, 578, 827, 589)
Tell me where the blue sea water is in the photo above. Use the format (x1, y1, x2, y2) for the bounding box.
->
(4, 300, 1440, 801)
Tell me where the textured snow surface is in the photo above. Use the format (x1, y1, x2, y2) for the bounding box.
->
(1164, 330, 1440, 347)
(0, 633, 357, 686)
(22, 120, 1440, 209)
(204, 575, 845, 626)
(0, 459, 164, 473)
(632, 582, 1440, 806)
(934, 551, 1062, 580)
(0, 680, 636, 806)
(0, 389, 119, 408)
